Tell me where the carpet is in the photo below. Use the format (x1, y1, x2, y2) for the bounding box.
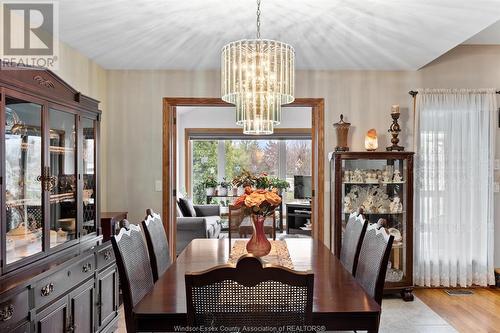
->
(376, 296, 457, 333)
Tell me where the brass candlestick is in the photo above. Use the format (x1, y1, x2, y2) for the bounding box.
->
(386, 112, 404, 151)
(333, 114, 351, 152)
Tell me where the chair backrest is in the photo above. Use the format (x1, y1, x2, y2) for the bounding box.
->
(340, 212, 368, 275)
(354, 224, 394, 305)
(111, 223, 154, 333)
(228, 204, 244, 225)
(141, 209, 170, 282)
(185, 255, 314, 328)
(228, 204, 243, 237)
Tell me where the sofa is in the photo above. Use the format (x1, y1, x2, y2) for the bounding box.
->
(176, 201, 222, 255)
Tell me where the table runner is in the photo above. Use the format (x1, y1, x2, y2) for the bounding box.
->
(228, 240, 294, 269)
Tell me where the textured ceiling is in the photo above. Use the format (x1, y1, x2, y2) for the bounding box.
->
(58, 0, 500, 70)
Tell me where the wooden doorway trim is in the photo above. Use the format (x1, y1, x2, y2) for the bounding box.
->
(163, 98, 325, 260)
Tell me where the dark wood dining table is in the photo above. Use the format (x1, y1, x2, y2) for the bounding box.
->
(133, 238, 381, 332)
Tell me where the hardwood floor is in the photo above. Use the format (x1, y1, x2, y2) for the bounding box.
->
(415, 288, 500, 333)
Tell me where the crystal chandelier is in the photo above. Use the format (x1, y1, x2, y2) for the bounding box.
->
(221, 0, 295, 135)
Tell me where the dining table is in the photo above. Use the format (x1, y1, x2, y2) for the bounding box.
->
(133, 238, 381, 332)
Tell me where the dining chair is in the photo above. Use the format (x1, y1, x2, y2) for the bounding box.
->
(141, 208, 170, 282)
(340, 212, 368, 276)
(111, 222, 154, 333)
(185, 254, 314, 329)
(228, 204, 244, 242)
(354, 224, 394, 306)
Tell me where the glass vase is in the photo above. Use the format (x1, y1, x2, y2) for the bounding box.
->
(246, 214, 272, 257)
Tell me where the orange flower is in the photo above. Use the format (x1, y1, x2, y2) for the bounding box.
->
(245, 192, 266, 207)
(265, 191, 282, 206)
(244, 186, 253, 195)
(233, 194, 246, 207)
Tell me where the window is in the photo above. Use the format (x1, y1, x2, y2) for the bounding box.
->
(191, 140, 218, 204)
(224, 140, 279, 180)
(189, 134, 311, 205)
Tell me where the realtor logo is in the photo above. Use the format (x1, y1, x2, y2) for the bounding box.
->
(1, 1, 59, 69)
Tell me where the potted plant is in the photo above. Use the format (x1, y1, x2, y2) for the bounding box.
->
(203, 175, 218, 196)
(269, 177, 290, 195)
(218, 177, 231, 196)
(232, 169, 256, 195)
(255, 172, 270, 189)
(232, 183, 239, 196)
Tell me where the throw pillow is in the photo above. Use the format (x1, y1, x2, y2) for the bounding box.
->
(178, 197, 196, 217)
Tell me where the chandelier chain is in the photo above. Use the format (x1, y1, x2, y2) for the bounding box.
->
(256, 0, 261, 39)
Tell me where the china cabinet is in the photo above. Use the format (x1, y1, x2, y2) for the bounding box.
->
(0, 65, 118, 333)
(329, 151, 414, 301)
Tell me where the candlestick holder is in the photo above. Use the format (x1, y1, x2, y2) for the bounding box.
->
(386, 113, 405, 151)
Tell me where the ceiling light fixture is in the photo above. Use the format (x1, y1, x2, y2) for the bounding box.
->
(221, 0, 295, 135)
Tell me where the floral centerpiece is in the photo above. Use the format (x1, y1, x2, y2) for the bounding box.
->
(233, 186, 282, 257)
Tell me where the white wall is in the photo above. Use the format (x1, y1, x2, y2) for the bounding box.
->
(176, 106, 312, 193)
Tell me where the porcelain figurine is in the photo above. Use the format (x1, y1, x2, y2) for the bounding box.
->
(344, 195, 357, 213)
(390, 196, 403, 213)
(343, 170, 351, 182)
(393, 170, 403, 182)
(382, 170, 391, 182)
(365, 172, 378, 183)
(352, 169, 364, 183)
(362, 195, 377, 213)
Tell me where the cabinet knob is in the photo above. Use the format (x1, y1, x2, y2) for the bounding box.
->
(103, 250, 112, 260)
(41, 283, 54, 296)
(82, 263, 92, 273)
(0, 304, 14, 322)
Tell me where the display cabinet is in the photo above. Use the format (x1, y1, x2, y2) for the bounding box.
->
(0, 65, 117, 333)
(330, 151, 414, 301)
(1, 65, 100, 271)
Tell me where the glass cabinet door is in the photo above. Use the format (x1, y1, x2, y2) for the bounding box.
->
(341, 158, 408, 284)
(49, 109, 77, 247)
(81, 118, 96, 236)
(4, 97, 44, 264)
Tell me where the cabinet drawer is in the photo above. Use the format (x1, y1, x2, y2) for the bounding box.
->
(0, 289, 29, 332)
(8, 321, 30, 333)
(68, 254, 95, 286)
(96, 244, 115, 269)
(35, 254, 95, 308)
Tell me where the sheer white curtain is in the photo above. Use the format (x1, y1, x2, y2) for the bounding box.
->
(414, 89, 497, 287)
